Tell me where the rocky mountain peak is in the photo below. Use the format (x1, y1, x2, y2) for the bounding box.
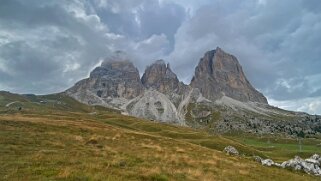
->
(92, 51, 137, 78)
(67, 52, 144, 103)
(191, 47, 268, 104)
(67, 47, 269, 124)
(90, 60, 138, 79)
(141, 60, 180, 94)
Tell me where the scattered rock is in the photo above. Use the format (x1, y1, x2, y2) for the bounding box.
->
(253, 156, 262, 163)
(305, 158, 320, 166)
(261, 159, 274, 166)
(223, 146, 239, 156)
(261, 154, 321, 177)
(274, 163, 282, 167)
(310, 154, 320, 161)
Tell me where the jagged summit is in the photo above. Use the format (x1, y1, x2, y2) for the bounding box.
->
(63, 47, 321, 137)
(141, 60, 180, 94)
(68, 47, 268, 105)
(190, 47, 268, 104)
(68, 53, 144, 103)
(67, 47, 269, 124)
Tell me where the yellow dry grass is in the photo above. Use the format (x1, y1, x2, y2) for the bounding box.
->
(0, 112, 319, 181)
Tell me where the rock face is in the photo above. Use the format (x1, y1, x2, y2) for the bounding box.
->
(142, 60, 180, 94)
(191, 47, 267, 103)
(89, 60, 144, 99)
(66, 52, 144, 108)
(141, 59, 191, 109)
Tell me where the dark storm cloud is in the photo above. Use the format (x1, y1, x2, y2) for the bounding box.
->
(0, 0, 320, 114)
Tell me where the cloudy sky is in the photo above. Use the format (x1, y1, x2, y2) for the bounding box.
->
(0, 0, 320, 114)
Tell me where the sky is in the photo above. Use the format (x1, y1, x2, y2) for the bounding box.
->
(0, 0, 320, 115)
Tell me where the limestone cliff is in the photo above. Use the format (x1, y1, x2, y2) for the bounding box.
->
(190, 47, 267, 104)
(66, 53, 144, 108)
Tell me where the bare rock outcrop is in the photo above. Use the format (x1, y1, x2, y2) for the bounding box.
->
(141, 60, 191, 107)
(66, 51, 144, 108)
(88, 59, 144, 99)
(190, 47, 267, 104)
(142, 60, 180, 94)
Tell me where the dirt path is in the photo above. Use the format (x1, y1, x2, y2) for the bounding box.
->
(5, 101, 19, 107)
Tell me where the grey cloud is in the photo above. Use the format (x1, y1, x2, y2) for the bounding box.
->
(268, 96, 321, 115)
(95, 0, 186, 50)
(0, 0, 320, 115)
(0, 0, 112, 94)
(0, 0, 185, 94)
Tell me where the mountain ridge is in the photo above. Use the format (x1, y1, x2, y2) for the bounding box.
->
(65, 47, 321, 137)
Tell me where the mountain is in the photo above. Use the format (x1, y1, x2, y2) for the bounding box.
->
(67, 54, 144, 108)
(141, 59, 179, 94)
(190, 47, 267, 103)
(66, 47, 321, 138)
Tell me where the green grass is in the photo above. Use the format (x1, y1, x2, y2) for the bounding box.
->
(227, 134, 321, 162)
(0, 92, 320, 180)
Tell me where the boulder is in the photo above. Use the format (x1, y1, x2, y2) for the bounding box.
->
(281, 155, 321, 176)
(310, 154, 320, 161)
(253, 156, 262, 163)
(261, 159, 274, 166)
(259, 154, 321, 176)
(223, 146, 239, 156)
(305, 158, 320, 166)
(274, 163, 282, 167)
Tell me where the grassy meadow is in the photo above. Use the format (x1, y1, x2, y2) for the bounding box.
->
(0, 91, 320, 180)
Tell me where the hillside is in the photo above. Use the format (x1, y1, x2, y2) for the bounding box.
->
(1, 91, 320, 180)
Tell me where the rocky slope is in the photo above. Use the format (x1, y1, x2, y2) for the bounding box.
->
(66, 48, 321, 137)
(123, 90, 184, 125)
(186, 96, 321, 137)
